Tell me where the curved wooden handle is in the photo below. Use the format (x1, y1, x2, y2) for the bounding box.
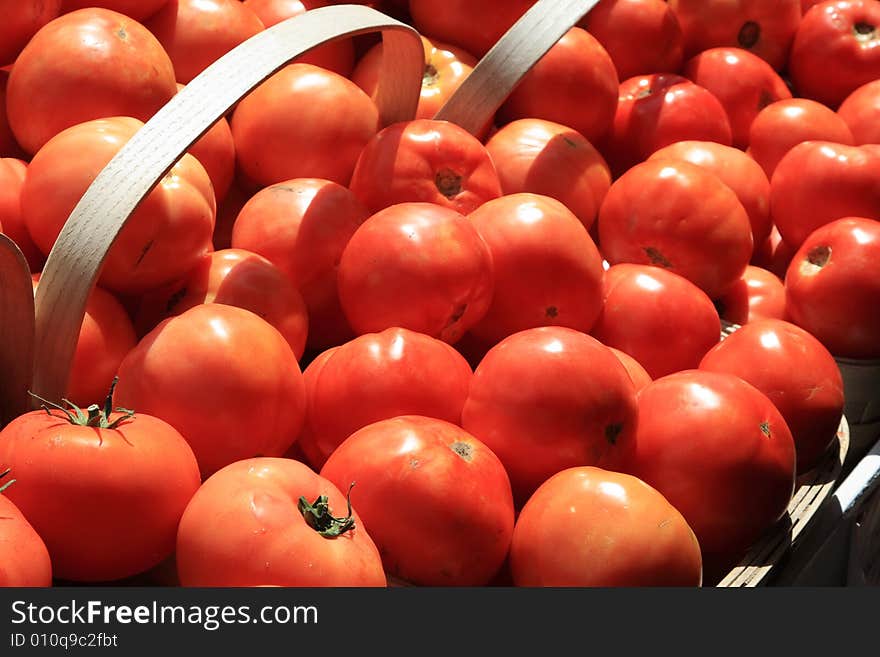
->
(0, 234, 34, 424)
(30, 5, 424, 405)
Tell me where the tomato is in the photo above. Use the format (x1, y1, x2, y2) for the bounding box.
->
(616, 369, 796, 584)
(751, 224, 798, 279)
(669, 0, 801, 72)
(790, 1, 880, 108)
(648, 140, 772, 246)
(132, 248, 309, 359)
(20, 117, 216, 295)
(682, 47, 792, 150)
(59, 1, 170, 22)
(0, 0, 62, 67)
(0, 157, 43, 272)
(176, 457, 386, 586)
(769, 141, 880, 249)
(5, 7, 178, 155)
(320, 415, 515, 586)
(0, 472, 53, 587)
(0, 384, 201, 582)
(231, 63, 379, 189)
(484, 118, 611, 231)
(580, 0, 684, 82)
(114, 304, 307, 478)
(700, 319, 845, 474)
(784, 217, 880, 359)
(0, 71, 25, 159)
(349, 119, 502, 215)
(510, 466, 702, 587)
(608, 347, 653, 393)
(461, 326, 639, 506)
(598, 158, 753, 299)
(837, 79, 880, 145)
(337, 202, 494, 343)
(591, 264, 721, 379)
(299, 326, 473, 469)
(598, 73, 733, 178)
(747, 98, 854, 178)
(714, 265, 787, 326)
(230, 178, 369, 351)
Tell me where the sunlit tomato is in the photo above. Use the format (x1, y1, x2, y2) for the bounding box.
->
(598, 158, 753, 299)
(511, 466, 702, 587)
(751, 224, 798, 279)
(616, 369, 796, 584)
(337, 202, 494, 343)
(790, 1, 880, 108)
(682, 47, 791, 149)
(669, 0, 801, 72)
(837, 79, 880, 145)
(769, 141, 880, 249)
(20, 117, 216, 295)
(648, 140, 772, 246)
(349, 119, 502, 215)
(176, 457, 386, 586)
(321, 415, 515, 586)
(484, 118, 611, 231)
(580, 0, 684, 81)
(599, 73, 733, 177)
(115, 304, 307, 478)
(298, 327, 473, 469)
(608, 347, 653, 393)
(714, 265, 787, 326)
(784, 217, 880, 359)
(0, 157, 43, 272)
(591, 264, 721, 379)
(700, 319, 845, 473)
(0, 392, 201, 583)
(6, 8, 178, 155)
(461, 326, 639, 507)
(0, 472, 53, 587)
(0, 0, 62, 67)
(747, 99, 855, 178)
(59, 1, 170, 22)
(231, 63, 379, 189)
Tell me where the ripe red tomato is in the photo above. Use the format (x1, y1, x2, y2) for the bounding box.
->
(510, 466, 703, 587)
(176, 457, 386, 586)
(784, 217, 880, 359)
(461, 326, 639, 506)
(0, 1, 62, 67)
(714, 265, 787, 326)
(0, 71, 25, 159)
(751, 224, 798, 279)
(321, 415, 515, 586)
(700, 319, 845, 473)
(837, 79, 880, 145)
(0, 472, 53, 586)
(5, 7, 178, 155)
(608, 347, 653, 393)
(591, 264, 722, 379)
(59, 1, 170, 22)
(0, 157, 43, 272)
(598, 158, 753, 299)
(0, 390, 201, 582)
(616, 369, 796, 583)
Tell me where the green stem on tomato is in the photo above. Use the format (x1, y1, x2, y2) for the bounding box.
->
(28, 376, 135, 430)
(298, 482, 357, 538)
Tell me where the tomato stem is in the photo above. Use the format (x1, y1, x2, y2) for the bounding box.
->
(298, 482, 357, 538)
(28, 377, 135, 429)
(0, 469, 15, 494)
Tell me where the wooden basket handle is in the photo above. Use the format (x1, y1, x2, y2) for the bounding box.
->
(28, 5, 424, 406)
(0, 235, 35, 424)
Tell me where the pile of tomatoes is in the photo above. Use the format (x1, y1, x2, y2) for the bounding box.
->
(1, 0, 879, 589)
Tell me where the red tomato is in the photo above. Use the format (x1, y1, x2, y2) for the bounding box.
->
(337, 202, 494, 343)
(299, 327, 473, 469)
(751, 224, 798, 279)
(714, 265, 787, 326)
(682, 47, 792, 149)
(466, 193, 605, 345)
(784, 217, 880, 359)
(700, 319, 845, 473)
(177, 83, 236, 203)
(608, 347, 653, 393)
(769, 141, 880, 248)
(20, 117, 216, 295)
(115, 304, 307, 478)
(0, 157, 43, 272)
(669, 0, 801, 72)
(484, 118, 612, 231)
(790, 0, 880, 108)
(176, 457, 386, 586)
(591, 264, 721, 379)
(0, 0, 62, 67)
(837, 79, 880, 145)
(598, 158, 753, 299)
(510, 466, 702, 586)
(349, 119, 502, 215)
(747, 99, 855, 178)
(616, 369, 796, 584)
(5, 8, 178, 155)
(580, 0, 684, 81)
(461, 326, 639, 506)
(321, 415, 515, 586)
(0, 388, 201, 582)
(0, 71, 26, 159)
(212, 178, 250, 252)
(0, 472, 53, 586)
(59, 1, 170, 22)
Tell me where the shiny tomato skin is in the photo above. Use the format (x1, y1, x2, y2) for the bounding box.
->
(714, 265, 787, 326)
(591, 264, 722, 380)
(59, 1, 170, 22)
(700, 319, 845, 473)
(608, 347, 653, 393)
(784, 217, 880, 359)
(510, 466, 702, 587)
(837, 79, 880, 145)
(0, 0, 62, 67)
(0, 493, 53, 587)
(320, 415, 515, 586)
(461, 326, 639, 507)
(176, 457, 386, 587)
